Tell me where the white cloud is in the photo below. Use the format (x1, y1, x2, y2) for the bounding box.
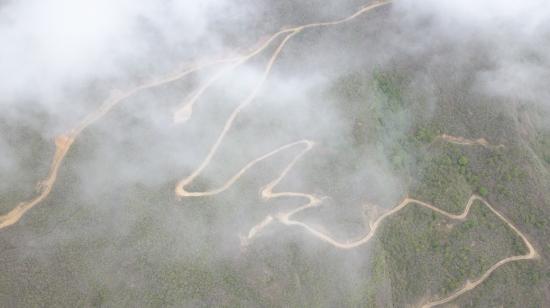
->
(0, 0, 229, 103)
(397, 0, 550, 36)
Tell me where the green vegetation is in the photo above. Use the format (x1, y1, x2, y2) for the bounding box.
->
(378, 201, 530, 306)
(535, 132, 550, 166)
(322, 66, 549, 307)
(414, 123, 441, 143)
(478, 186, 488, 197)
(458, 155, 469, 166)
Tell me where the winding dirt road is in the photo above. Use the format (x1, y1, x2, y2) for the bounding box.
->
(1, 0, 539, 307)
(0, 59, 237, 229)
(1, 0, 391, 229)
(172, 0, 391, 124)
(167, 1, 538, 306)
(177, 136, 538, 307)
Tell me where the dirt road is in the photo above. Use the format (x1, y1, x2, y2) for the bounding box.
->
(0, 60, 231, 229)
(1, 1, 538, 306)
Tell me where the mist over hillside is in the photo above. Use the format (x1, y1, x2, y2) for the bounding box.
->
(0, 0, 549, 307)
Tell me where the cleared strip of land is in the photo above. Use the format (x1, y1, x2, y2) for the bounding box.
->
(433, 134, 505, 149)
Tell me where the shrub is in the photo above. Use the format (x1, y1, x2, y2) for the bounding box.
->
(478, 186, 488, 197)
(458, 156, 469, 166)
